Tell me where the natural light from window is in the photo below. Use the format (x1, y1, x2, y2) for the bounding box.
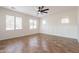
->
(42, 20, 46, 25)
(61, 18, 69, 24)
(29, 19, 37, 29)
(16, 17, 22, 29)
(6, 15, 22, 30)
(6, 15, 14, 30)
(29, 19, 34, 29)
(34, 20, 37, 29)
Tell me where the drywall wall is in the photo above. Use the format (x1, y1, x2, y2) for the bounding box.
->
(0, 7, 78, 41)
(77, 7, 79, 41)
(0, 7, 40, 40)
(40, 8, 78, 39)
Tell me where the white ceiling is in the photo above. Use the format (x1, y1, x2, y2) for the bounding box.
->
(2, 6, 77, 18)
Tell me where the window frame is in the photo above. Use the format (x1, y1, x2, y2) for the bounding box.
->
(61, 18, 69, 24)
(6, 15, 23, 31)
(29, 19, 37, 30)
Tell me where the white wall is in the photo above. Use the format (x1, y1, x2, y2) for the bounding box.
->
(0, 7, 78, 41)
(40, 8, 78, 39)
(0, 7, 40, 40)
(77, 7, 79, 41)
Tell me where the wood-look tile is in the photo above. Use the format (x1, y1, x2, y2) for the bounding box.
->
(0, 33, 79, 53)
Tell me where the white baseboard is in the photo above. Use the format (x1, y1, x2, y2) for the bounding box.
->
(41, 32, 78, 39)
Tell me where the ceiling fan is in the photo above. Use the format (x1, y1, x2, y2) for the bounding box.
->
(37, 6, 49, 14)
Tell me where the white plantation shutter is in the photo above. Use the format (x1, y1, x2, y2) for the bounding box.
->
(6, 15, 14, 30)
(29, 19, 37, 29)
(16, 17, 22, 29)
(34, 20, 37, 29)
(6, 15, 22, 30)
(29, 19, 34, 29)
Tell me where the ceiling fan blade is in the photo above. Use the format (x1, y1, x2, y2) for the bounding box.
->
(38, 7, 41, 9)
(38, 6, 49, 14)
(38, 7, 41, 12)
(42, 9, 49, 12)
(41, 6, 44, 9)
(39, 6, 44, 10)
(43, 12, 48, 13)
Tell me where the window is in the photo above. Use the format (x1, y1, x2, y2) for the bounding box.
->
(29, 19, 37, 29)
(29, 19, 34, 29)
(34, 20, 37, 29)
(6, 15, 14, 30)
(16, 17, 22, 29)
(61, 18, 69, 24)
(42, 20, 46, 24)
(6, 15, 22, 30)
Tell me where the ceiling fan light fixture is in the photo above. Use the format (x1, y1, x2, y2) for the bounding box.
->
(37, 6, 49, 15)
(38, 11, 41, 14)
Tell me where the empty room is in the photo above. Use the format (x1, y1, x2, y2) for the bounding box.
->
(0, 6, 79, 53)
